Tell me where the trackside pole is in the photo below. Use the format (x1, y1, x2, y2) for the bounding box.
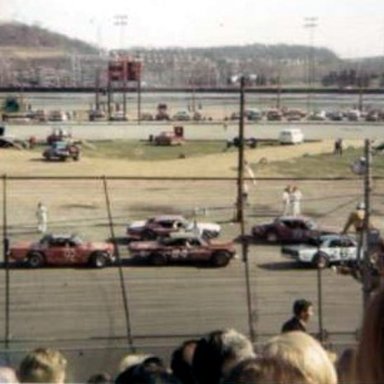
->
(102, 176, 135, 351)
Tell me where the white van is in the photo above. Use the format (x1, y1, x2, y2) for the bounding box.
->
(278, 128, 304, 144)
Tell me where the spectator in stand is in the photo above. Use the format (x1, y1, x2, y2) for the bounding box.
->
(192, 329, 255, 384)
(336, 347, 357, 384)
(17, 347, 67, 383)
(224, 332, 336, 384)
(355, 288, 384, 384)
(281, 299, 314, 333)
(170, 339, 198, 384)
(87, 372, 112, 384)
(115, 356, 179, 384)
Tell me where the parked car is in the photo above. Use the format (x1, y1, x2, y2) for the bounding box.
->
(251, 216, 335, 244)
(284, 109, 306, 121)
(48, 110, 69, 122)
(9, 233, 115, 268)
(265, 109, 283, 121)
(89, 109, 106, 121)
(226, 137, 258, 149)
(128, 233, 236, 267)
(172, 110, 191, 121)
(278, 128, 304, 144)
(281, 234, 357, 268)
(127, 214, 221, 241)
(43, 140, 80, 161)
(153, 131, 184, 146)
(307, 110, 327, 121)
(109, 111, 128, 121)
(245, 109, 262, 121)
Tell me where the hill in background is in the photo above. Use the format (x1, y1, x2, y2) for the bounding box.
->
(0, 22, 381, 88)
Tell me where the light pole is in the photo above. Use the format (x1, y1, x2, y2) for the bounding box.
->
(114, 14, 128, 52)
(304, 17, 318, 114)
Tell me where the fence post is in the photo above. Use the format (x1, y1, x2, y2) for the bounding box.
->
(2, 175, 10, 355)
(102, 176, 135, 351)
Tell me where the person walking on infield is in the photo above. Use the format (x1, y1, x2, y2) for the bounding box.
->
(281, 299, 313, 333)
(36, 202, 48, 233)
(291, 185, 303, 216)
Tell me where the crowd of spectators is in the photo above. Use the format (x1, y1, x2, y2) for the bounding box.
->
(1, 289, 384, 383)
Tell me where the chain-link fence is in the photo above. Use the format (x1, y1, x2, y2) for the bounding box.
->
(1, 175, 382, 380)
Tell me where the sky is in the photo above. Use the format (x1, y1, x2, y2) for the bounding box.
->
(2, 0, 384, 58)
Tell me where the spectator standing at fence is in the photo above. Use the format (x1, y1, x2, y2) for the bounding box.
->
(290, 186, 303, 216)
(36, 202, 48, 233)
(18, 347, 67, 383)
(281, 299, 313, 333)
(282, 185, 292, 215)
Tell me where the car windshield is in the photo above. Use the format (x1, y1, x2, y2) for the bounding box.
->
(70, 235, 83, 245)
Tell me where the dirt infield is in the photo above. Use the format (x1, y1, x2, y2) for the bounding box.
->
(2, 139, 362, 177)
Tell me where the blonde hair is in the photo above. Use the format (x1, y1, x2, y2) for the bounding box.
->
(261, 332, 337, 384)
(18, 347, 67, 383)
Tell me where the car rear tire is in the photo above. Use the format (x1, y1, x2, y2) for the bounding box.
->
(150, 253, 167, 266)
(211, 251, 230, 267)
(266, 231, 278, 243)
(313, 252, 329, 269)
(27, 252, 45, 268)
(90, 252, 108, 268)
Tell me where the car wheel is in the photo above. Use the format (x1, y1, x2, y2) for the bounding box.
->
(90, 252, 108, 268)
(313, 252, 329, 269)
(266, 232, 278, 243)
(27, 252, 45, 268)
(150, 253, 167, 266)
(211, 251, 230, 267)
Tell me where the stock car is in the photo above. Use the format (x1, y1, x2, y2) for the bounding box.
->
(251, 216, 335, 244)
(128, 233, 237, 267)
(9, 233, 115, 268)
(127, 214, 221, 241)
(281, 234, 358, 269)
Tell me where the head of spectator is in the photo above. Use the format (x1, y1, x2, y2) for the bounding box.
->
(293, 299, 313, 321)
(336, 347, 357, 384)
(356, 288, 384, 384)
(223, 356, 310, 384)
(117, 354, 153, 375)
(260, 331, 337, 384)
(17, 347, 67, 383)
(115, 356, 178, 384)
(0, 366, 19, 383)
(87, 372, 112, 384)
(170, 339, 198, 384)
(192, 329, 255, 384)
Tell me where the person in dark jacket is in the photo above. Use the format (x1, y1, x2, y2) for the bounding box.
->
(281, 299, 313, 333)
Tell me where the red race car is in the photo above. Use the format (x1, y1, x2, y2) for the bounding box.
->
(128, 232, 237, 267)
(9, 233, 115, 268)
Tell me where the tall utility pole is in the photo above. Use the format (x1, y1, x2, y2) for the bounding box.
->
(235, 76, 246, 223)
(304, 17, 318, 114)
(362, 139, 373, 308)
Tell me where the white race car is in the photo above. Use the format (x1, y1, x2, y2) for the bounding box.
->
(281, 234, 358, 268)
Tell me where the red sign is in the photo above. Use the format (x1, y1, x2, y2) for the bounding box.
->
(108, 60, 142, 82)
